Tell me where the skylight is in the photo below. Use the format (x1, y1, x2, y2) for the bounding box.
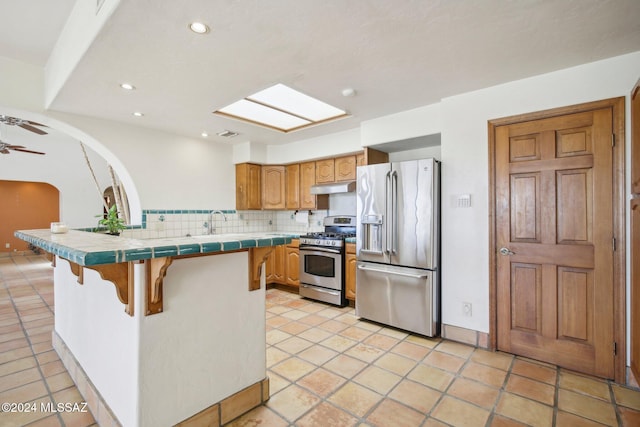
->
(214, 84, 348, 132)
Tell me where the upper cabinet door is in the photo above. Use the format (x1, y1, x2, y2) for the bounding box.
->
(632, 78, 640, 195)
(285, 164, 300, 209)
(315, 159, 335, 183)
(262, 165, 286, 210)
(335, 155, 357, 181)
(236, 163, 262, 210)
(300, 161, 317, 209)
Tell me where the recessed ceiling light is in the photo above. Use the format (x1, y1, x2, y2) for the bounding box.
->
(132, 112, 144, 117)
(342, 88, 356, 97)
(120, 83, 135, 90)
(214, 83, 349, 133)
(201, 132, 208, 137)
(189, 22, 209, 34)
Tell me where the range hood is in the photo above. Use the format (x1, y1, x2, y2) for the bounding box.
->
(310, 180, 356, 195)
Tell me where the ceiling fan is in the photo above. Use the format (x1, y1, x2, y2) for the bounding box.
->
(0, 141, 45, 155)
(0, 115, 48, 135)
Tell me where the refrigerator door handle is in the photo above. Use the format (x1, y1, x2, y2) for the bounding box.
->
(385, 171, 392, 254)
(391, 170, 398, 254)
(357, 264, 429, 279)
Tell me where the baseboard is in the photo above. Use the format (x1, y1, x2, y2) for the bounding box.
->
(441, 323, 490, 349)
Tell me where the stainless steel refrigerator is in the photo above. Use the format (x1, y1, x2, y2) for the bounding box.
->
(355, 158, 440, 336)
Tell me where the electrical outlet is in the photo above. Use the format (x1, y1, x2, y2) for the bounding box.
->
(5, 243, 9, 249)
(463, 302, 472, 316)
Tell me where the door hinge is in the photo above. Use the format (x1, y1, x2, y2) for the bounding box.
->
(613, 237, 617, 251)
(614, 342, 617, 355)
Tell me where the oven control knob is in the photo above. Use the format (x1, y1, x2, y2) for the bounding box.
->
(315, 239, 321, 245)
(331, 241, 337, 246)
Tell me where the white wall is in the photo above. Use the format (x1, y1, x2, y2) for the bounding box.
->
(361, 103, 442, 147)
(45, 0, 121, 108)
(389, 146, 441, 162)
(54, 258, 140, 426)
(0, 122, 110, 227)
(139, 253, 266, 426)
(439, 51, 640, 333)
(263, 128, 362, 165)
(0, 57, 43, 110)
(48, 112, 236, 212)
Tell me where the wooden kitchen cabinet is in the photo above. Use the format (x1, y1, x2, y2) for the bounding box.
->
(264, 242, 299, 287)
(262, 165, 286, 210)
(362, 147, 389, 165)
(356, 152, 365, 167)
(315, 159, 335, 183)
(300, 161, 316, 208)
(345, 243, 357, 301)
(285, 240, 300, 287)
(335, 155, 357, 181)
(266, 245, 286, 284)
(285, 164, 300, 209)
(235, 163, 262, 210)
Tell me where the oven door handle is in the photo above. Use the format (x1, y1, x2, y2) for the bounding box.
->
(299, 246, 342, 254)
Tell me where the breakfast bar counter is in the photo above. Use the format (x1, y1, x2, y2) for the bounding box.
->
(14, 229, 296, 427)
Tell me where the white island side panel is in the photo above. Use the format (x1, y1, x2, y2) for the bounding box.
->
(138, 252, 266, 427)
(53, 258, 140, 427)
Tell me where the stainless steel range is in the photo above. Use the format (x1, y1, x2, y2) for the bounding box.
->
(299, 216, 356, 307)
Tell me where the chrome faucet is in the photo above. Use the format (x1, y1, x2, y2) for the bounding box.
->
(208, 210, 227, 234)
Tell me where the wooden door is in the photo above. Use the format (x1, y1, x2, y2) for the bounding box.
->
(262, 165, 286, 210)
(631, 79, 640, 381)
(494, 107, 616, 379)
(286, 164, 300, 209)
(632, 199, 640, 380)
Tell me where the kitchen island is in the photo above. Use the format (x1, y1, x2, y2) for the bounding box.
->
(14, 229, 295, 427)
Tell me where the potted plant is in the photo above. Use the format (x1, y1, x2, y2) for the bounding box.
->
(96, 205, 126, 235)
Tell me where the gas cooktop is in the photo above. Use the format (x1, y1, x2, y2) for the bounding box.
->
(299, 216, 356, 248)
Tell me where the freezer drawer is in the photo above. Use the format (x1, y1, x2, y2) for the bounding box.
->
(355, 262, 438, 337)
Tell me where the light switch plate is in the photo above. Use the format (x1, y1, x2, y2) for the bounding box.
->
(457, 194, 471, 208)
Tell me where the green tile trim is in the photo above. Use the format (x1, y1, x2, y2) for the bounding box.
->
(14, 230, 295, 266)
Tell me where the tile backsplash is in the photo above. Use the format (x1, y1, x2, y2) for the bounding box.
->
(122, 209, 327, 239)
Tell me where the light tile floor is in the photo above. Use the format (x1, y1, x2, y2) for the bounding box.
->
(245, 290, 640, 427)
(2, 254, 640, 426)
(0, 254, 96, 427)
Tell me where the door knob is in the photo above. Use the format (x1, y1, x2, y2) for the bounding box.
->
(499, 247, 515, 256)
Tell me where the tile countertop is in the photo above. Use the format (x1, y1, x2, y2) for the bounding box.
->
(14, 229, 298, 266)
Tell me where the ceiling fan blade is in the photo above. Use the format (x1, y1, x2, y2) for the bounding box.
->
(6, 145, 26, 149)
(11, 147, 45, 155)
(25, 120, 47, 127)
(0, 149, 9, 154)
(19, 123, 48, 135)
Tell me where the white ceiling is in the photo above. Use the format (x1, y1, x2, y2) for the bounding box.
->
(1, 0, 639, 146)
